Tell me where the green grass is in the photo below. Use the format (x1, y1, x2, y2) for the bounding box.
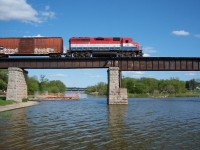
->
(0, 99, 16, 106)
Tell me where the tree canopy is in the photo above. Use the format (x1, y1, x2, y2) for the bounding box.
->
(122, 77, 195, 97)
(85, 77, 200, 97)
(85, 82, 107, 95)
(27, 75, 67, 94)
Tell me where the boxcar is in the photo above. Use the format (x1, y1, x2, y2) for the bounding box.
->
(0, 37, 63, 57)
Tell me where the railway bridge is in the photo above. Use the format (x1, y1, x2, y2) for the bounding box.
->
(1, 57, 200, 104)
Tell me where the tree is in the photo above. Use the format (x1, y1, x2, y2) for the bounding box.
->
(122, 77, 136, 93)
(169, 78, 186, 94)
(39, 75, 49, 92)
(96, 82, 107, 95)
(85, 82, 107, 95)
(159, 78, 186, 94)
(186, 79, 200, 90)
(27, 75, 67, 94)
(46, 80, 67, 93)
(27, 76, 39, 95)
(139, 78, 159, 94)
(163, 84, 175, 94)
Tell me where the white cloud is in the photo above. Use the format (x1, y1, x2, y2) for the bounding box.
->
(48, 74, 66, 77)
(0, 0, 55, 23)
(172, 30, 190, 36)
(41, 11, 55, 19)
(133, 71, 145, 76)
(41, 5, 55, 21)
(123, 71, 145, 78)
(185, 72, 197, 76)
(23, 34, 44, 37)
(143, 53, 151, 57)
(143, 47, 158, 53)
(142, 46, 158, 57)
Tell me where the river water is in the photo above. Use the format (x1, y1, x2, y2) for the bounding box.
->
(0, 97, 200, 150)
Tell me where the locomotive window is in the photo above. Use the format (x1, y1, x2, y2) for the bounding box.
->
(95, 38, 104, 40)
(73, 39, 90, 42)
(125, 40, 129, 43)
(113, 37, 120, 41)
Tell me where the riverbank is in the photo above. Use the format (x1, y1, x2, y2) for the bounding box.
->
(128, 92, 200, 98)
(0, 101, 39, 112)
(87, 92, 200, 98)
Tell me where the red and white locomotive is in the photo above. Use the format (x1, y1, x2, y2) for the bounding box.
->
(0, 36, 143, 58)
(68, 37, 143, 57)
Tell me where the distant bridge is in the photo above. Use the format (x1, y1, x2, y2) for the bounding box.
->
(66, 87, 87, 91)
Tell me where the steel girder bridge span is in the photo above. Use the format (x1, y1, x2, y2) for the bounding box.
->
(0, 57, 200, 71)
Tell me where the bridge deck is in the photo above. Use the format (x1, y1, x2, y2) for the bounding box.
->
(0, 57, 200, 71)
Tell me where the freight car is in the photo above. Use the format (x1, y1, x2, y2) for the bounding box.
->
(0, 36, 143, 58)
(68, 37, 143, 57)
(0, 37, 63, 58)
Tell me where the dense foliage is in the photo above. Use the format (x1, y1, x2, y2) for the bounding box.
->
(27, 76, 40, 94)
(85, 77, 200, 97)
(122, 77, 186, 94)
(85, 82, 107, 95)
(122, 77, 200, 97)
(27, 75, 67, 94)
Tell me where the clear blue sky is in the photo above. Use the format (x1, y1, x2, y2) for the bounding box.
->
(0, 0, 200, 87)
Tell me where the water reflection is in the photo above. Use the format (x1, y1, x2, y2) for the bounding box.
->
(108, 105, 129, 149)
(0, 108, 30, 149)
(0, 98, 200, 149)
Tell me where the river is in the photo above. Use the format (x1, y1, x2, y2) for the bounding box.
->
(0, 97, 200, 150)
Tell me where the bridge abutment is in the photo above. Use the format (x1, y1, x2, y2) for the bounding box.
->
(107, 67, 128, 104)
(6, 67, 28, 102)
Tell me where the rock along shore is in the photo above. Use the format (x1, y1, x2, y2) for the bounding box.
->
(0, 101, 39, 112)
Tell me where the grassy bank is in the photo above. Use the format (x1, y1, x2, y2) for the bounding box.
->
(0, 97, 16, 106)
(0, 100, 16, 106)
(128, 92, 200, 98)
(87, 92, 200, 98)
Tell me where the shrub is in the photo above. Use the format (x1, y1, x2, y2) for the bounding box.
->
(22, 98, 29, 102)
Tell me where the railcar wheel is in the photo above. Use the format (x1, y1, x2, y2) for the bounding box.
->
(123, 52, 129, 57)
(84, 52, 90, 58)
(73, 52, 79, 57)
(131, 52, 136, 57)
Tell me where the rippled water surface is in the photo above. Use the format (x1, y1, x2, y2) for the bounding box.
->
(1, 97, 200, 149)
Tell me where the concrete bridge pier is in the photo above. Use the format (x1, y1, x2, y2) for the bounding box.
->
(6, 67, 28, 102)
(107, 67, 128, 104)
